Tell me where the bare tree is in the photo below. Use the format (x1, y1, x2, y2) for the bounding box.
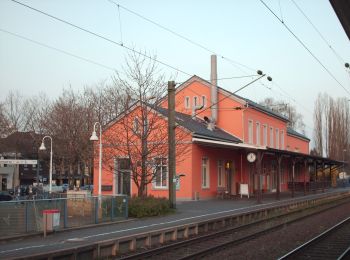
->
(313, 93, 323, 156)
(102, 51, 188, 197)
(259, 97, 305, 133)
(313, 93, 349, 160)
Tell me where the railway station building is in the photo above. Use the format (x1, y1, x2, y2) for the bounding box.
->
(93, 56, 343, 200)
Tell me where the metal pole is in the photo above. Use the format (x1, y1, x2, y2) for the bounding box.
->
(99, 124, 102, 198)
(168, 81, 176, 209)
(49, 138, 53, 194)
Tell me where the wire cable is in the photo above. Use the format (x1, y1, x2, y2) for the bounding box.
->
(10, 0, 193, 78)
(107, 0, 257, 73)
(259, 0, 350, 96)
(193, 74, 266, 118)
(290, 0, 346, 67)
(0, 28, 119, 72)
(107, 0, 123, 45)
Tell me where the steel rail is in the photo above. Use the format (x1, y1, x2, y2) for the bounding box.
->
(278, 216, 350, 260)
(118, 195, 350, 260)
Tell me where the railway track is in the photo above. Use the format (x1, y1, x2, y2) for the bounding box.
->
(279, 216, 350, 260)
(117, 197, 350, 260)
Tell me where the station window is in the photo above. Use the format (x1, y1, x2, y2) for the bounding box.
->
(185, 96, 190, 109)
(133, 117, 140, 134)
(202, 95, 207, 107)
(217, 160, 224, 187)
(275, 128, 279, 149)
(194, 96, 199, 107)
(256, 122, 261, 146)
(202, 157, 209, 189)
(248, 120, 253, 144)
(263, 124, 267, 146)
(270, 127, 274, 148)
(154, 158, 168, 188)
(281, 130, 285, 150)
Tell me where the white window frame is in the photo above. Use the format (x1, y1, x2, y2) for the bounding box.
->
(270, 127, 274, 148)
(193, 96, 198, 107)
(153, 157, 168, 189)
(275, 128, 279, 149)
(217, 160, 224, 187)
(133, 117, 140, 134)
(185, 96, 190, 109)
(256, 122, 261, 146)
(201, 95, 207, 107)
(202, 157, 210, 189)
(281, 130, 285, 150)
(248, 120, 253, 144)
(263, 124, 267, 146)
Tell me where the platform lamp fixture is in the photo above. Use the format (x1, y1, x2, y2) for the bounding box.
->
(90, 122, 102, 198)
(39, 136, 53, 193)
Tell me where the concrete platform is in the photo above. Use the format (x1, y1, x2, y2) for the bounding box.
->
(0, 188, 349, 259)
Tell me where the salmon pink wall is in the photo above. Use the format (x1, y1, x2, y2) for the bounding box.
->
(191, 144, 244, 199)
(145, 143, 193, 200)
(286, 135, 309, 154)
(244, 108, 287, 149)
(163, 78, 245, 140)
(93, 105, 192, 197)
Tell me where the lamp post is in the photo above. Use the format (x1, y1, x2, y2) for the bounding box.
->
(343, 149, 347, 173)
(90, 122, 102, 198)
(39, 136, 53, 193)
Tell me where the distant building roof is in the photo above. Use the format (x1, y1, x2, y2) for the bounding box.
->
(287, 127, 310, 141)
(155, 106, 242, 143)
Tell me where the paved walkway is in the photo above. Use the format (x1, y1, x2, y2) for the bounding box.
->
(0, 188, 349, 259)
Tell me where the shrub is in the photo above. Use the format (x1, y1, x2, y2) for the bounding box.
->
(128, 195, 174, 218)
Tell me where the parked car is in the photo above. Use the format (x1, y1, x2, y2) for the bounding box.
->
(0, 191, 13, 201)
(81, 185, 93, 191)
(62, 184, 69, 192)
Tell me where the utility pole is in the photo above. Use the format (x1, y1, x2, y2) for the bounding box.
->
(168, 81, 176, 208)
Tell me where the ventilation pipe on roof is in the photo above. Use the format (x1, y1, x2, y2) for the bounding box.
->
(210, 55, 218, 126)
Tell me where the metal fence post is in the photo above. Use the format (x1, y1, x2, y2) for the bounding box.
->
(111, 197, 114, 221)
(25, 201, 29, 233)
(64, 199, 68, 228)
(95, 197, 99, 224)
(124, 196, 128, 219)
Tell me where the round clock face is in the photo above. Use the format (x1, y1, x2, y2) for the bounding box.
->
(247, 152, 256, 163)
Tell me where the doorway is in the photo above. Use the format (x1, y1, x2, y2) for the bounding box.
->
(115, 158, 131, 196)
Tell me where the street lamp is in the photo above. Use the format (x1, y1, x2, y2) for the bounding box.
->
(39, 136, 53, 193)
(90, 122, 102, 198)
(343, 149, 347, 173)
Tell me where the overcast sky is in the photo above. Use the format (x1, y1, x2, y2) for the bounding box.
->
(1, 0, 349, 144)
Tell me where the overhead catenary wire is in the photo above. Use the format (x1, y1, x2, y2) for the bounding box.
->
(107, 0, 123, 45)
(10, 0, 193, 78)
(259, 0, 350, 96)
(107, 0, 257, 73)
(290, 0, 346, 67)
(8, 0, 317, 135)
(0, 28, 120, 72)
(193, 73, 267, 118)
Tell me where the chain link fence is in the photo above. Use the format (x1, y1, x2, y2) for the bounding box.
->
(0, 195, 128, 237)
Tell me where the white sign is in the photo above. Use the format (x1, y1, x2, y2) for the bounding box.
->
(247, 153, 256, 163)
(0, 159, 38, 165)
(240, 183, 249, 198)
